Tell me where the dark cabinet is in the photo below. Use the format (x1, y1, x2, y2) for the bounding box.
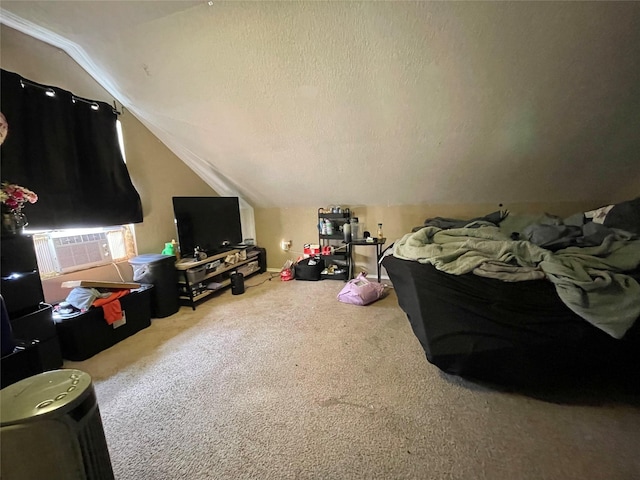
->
(1, 271, 45, 318)
(1, 234, 62, 374)
(1, 234, 44, 317)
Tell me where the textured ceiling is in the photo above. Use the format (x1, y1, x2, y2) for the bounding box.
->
(1, 1, 639, 208)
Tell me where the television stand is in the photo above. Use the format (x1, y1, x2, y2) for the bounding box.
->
(175, 247, 266, 310)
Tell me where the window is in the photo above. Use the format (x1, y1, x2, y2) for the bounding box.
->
(31, 225, 137, 278)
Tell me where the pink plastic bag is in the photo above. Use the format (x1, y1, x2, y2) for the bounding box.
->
(337, 273, 385, 306)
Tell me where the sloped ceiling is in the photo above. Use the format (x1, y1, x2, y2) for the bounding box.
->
(1, 1, 639, 209)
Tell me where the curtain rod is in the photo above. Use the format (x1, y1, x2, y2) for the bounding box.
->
(19, 78, 122, 115)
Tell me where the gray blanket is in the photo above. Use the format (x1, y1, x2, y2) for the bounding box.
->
(393, 225, 640, 339)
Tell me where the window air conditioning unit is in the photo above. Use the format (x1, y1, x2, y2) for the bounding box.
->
(53, 233, 110, 272)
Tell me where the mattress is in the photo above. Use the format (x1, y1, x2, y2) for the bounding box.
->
(382, 255, 640, 385)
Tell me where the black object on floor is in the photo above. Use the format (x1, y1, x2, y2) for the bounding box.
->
(230, 272, 245, 295)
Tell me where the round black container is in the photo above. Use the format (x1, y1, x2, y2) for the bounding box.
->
(230, 272, 245, 295)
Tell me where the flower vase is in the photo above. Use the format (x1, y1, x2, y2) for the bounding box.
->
(1, 211, 28, 235)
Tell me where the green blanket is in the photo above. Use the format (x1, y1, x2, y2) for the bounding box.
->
(393, 226, 640, 339)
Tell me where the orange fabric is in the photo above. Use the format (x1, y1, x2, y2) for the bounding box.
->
(93, 289, 130, 325)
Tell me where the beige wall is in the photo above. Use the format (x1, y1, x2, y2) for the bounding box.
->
(0, 26, 218, 255)
(118, 113, 218, 254)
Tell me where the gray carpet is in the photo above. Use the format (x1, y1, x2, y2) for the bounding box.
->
(65, 274, 640, 479)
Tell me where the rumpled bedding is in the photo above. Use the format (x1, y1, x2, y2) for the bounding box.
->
(473, 260, 545, 282)
(393, 222, 640, 339)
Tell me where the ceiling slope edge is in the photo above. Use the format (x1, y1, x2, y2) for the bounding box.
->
(0, 9, 255, 218)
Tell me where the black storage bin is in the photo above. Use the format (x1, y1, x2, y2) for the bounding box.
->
(9, 304, 62, 371)
(129, 254, 179, 318)
(54, 285, 153, 361)
(1, 234, 39, 274)
(0, 271, 45, 318)
(295, 257, 325, 281)
(1, 234, 45, 319)
(0, 340, 43, 389)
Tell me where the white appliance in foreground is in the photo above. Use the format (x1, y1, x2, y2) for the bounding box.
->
(1, 369, 114, 480)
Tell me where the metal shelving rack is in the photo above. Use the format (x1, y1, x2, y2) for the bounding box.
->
(317, 208, 351, 281)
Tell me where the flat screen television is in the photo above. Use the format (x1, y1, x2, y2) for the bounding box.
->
(172, 196, 243, 257)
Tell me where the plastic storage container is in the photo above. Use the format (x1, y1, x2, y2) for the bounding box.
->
(129, 254, 179, 318)
(343, 222, 351, 243)
(185, 265, 207, 284)
(350, 217, 360, 241)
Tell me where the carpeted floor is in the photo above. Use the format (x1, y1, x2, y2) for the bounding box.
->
(65, 274, 640, 480)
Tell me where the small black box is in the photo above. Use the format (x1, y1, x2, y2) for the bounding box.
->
(294, 257, 325, 281)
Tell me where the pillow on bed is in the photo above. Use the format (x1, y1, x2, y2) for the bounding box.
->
(602, 197, 640, 234)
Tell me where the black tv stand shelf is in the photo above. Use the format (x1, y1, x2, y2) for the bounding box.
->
(175, 247, 266, 310)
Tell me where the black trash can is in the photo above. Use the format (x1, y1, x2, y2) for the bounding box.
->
(129, 254, 179, 318)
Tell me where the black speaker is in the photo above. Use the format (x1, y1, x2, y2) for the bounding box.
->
(230, 272, 245, 295)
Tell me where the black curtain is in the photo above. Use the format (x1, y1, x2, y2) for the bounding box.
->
(0, 69, 143, 229)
